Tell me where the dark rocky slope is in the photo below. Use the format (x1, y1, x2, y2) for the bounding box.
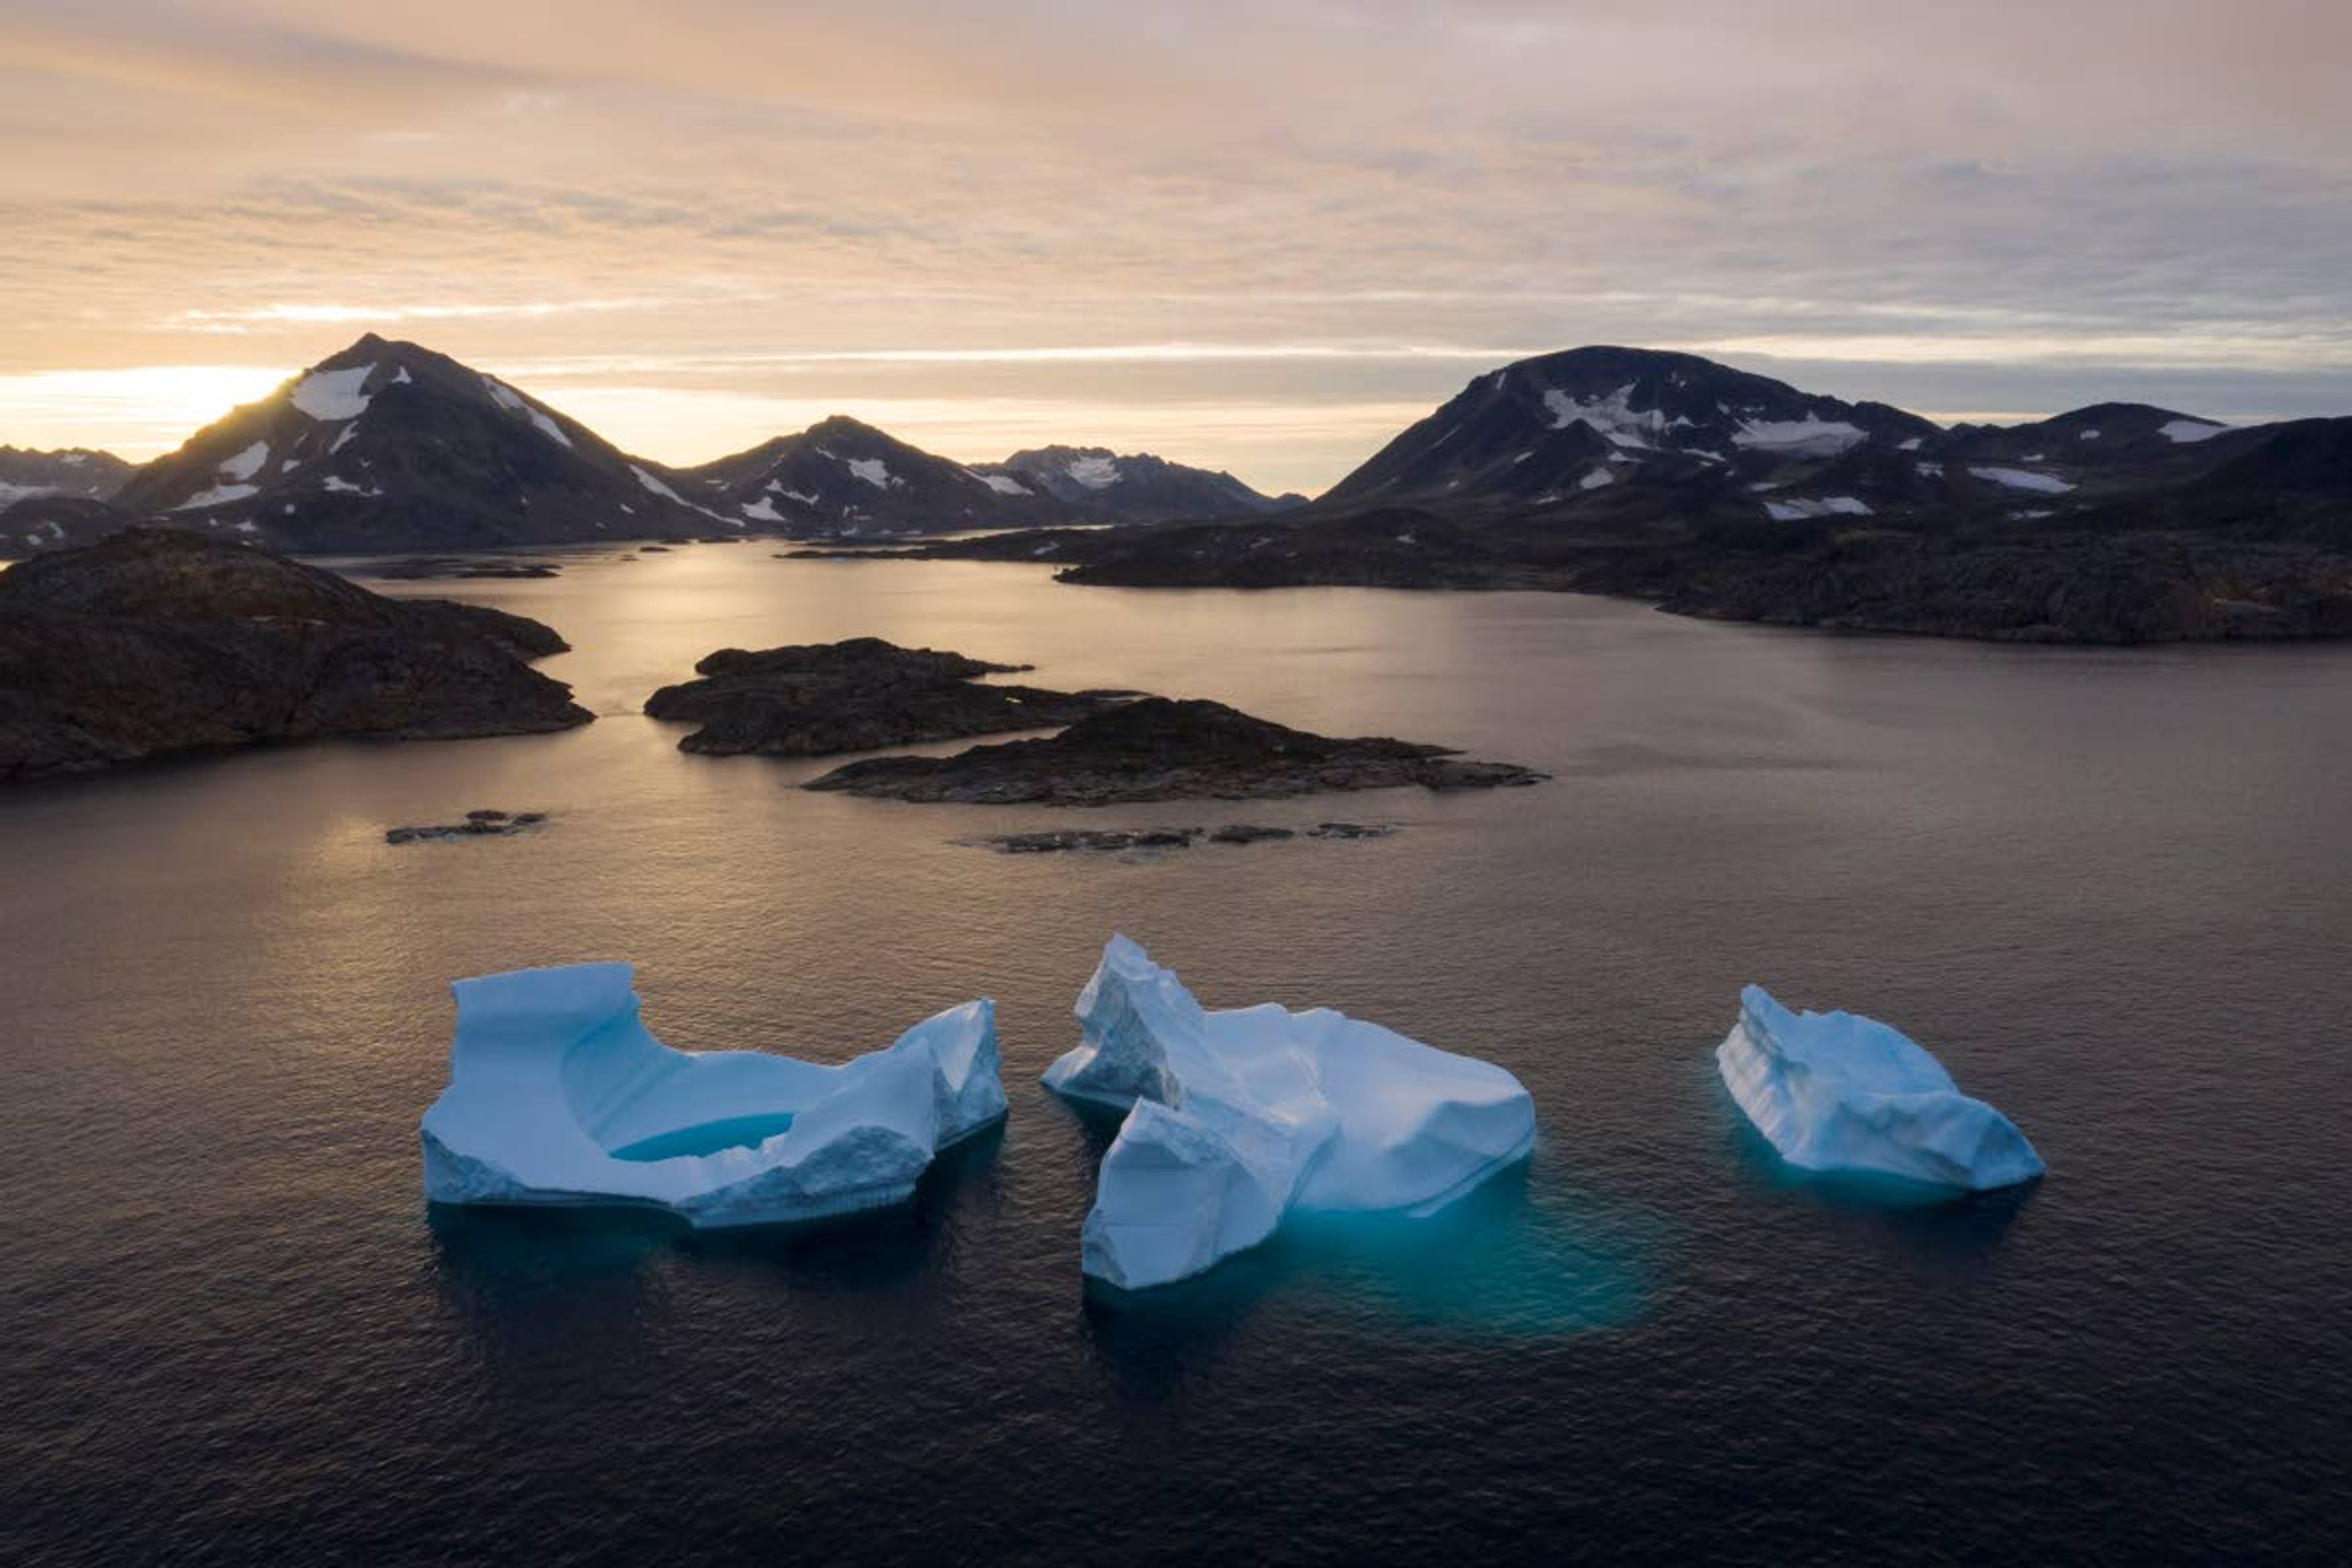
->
(644, 636, 1132, 755)
(0, 529, 589, 781)
(804, 696, 1547, 804)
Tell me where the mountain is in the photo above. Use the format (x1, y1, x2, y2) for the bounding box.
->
(1324, 345, 1940, 510)
(678, 425, 1304, 536)
(677, 415, 1060, 537)
(102, 334, 724, 552)
(0, 529, 587, 780)
(0, 446, 134, 507)
(971, 446, 1305, 523)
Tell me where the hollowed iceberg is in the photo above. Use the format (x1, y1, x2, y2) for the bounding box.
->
(1046, 935, 1537, 1290)
(420, 963, 1006, 1226)
(1717, 984, 2044, 1191)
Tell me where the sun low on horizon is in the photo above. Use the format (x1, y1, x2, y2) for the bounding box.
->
(4, 1, 2348, 494)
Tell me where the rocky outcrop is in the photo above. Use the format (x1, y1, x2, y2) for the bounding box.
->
(967, 821, 1392, 853)
(0, 529, 590, 782)
(644, 636, 1134, 756)
(805, 697, 1547, 804)
(385, 809, 549, 843)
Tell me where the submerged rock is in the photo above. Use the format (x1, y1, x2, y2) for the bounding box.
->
(967, 821, 1393, 854)
(806, 697, 1547, 805)
(385, 810, 548, 843)
(1046, 935, 1537, 1289)
(644, 636, 1134, 756)
(372, 557, 561, 581)
(1717, 984, 2045, 1191)
(0, 529, 589, 782)
(420, 962, 1006, 1226)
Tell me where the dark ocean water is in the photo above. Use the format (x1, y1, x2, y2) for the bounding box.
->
(2, 548, 2347, 1565)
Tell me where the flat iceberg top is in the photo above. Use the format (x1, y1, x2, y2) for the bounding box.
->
(421, 962, 1005, 1227)
(1719, 983, 2043, 1192)
(1047, 935, 1536, 1290)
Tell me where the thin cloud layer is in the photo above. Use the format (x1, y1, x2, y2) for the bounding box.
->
(2, 1, 2346, 490)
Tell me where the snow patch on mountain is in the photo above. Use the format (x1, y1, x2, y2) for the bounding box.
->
(175, 483, 260, 511)
(1066, 454, 1123, 489)
(291, 364, 375, 421)
(1733, 417, 1866, 457)
(1765, 496, 1873, 521)
(1971, 467, 2076, 494)
(2161, 418, 2228, 444)
(1542, 383, 1675, 449)
(846, 457, 896, 489)
(481, 377, 574, 448)
(219, 441, 270, 481)
(981, 473, 1030, 496)
(630, 464, 687, 502)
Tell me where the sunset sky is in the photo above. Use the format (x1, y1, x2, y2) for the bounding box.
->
(4, 0, 2347, 494)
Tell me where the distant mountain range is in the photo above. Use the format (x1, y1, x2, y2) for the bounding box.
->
(855, 345, 2352, 643)
(7, 336, 2349, 641)
(0, 335, 1298, 556)
(0, 446, 135, 510)
(973, 446, 1305, 522)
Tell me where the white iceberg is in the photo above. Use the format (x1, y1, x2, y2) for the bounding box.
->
(1717, 984, 2043, 1191)
(1046, 936, 1537, 1290)
(421, 963, 1006, 1227)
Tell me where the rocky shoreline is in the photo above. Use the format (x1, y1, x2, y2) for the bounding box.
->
(0, 530, 590, 782)
(822, 510, 2352, 646)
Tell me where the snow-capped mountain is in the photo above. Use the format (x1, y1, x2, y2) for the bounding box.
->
(679, 416, 1060, 537)
(1324, 345, 1939, 510)
(1305, 345, 2352, 540)
(0, 446, 134, 508)
(104, 334, 722, 551)
(972, 446, 1305, 523)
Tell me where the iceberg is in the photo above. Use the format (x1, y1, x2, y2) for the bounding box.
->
(420, 963, 1006, 1227)
(1046, 935, 1537, 1290)
(1717, 984, 2043, 1191)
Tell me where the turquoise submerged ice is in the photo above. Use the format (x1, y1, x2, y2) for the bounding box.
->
(420, 963, 1006, 1226)
(1718, 984, 2044, 1191)
(1046, 935, 1538, 1291)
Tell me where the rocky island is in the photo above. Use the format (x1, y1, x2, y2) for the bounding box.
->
(804, 696, 1546, 804)
(644, 636, 1134, 756)
(0, 529, 589, 782)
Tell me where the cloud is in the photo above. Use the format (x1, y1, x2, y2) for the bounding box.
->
(0, 1, 2345, 491)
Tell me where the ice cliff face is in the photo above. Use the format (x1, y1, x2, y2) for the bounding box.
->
(420, 963, 1005, 1226)
(1046, 936, 1537, 1290)
(1717, 984, 2044, 1191)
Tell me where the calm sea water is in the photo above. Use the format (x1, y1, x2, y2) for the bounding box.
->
(2, 546, 2347, 1564)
